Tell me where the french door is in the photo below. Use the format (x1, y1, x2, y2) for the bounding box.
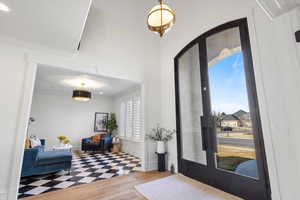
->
(174, 18, 271, 199)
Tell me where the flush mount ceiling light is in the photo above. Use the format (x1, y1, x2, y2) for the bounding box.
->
(0, 2, 10, 12)
(72, 90, 92, 102)
(147, 0, 176, 37)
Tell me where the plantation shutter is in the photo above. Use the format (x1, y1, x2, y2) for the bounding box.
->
(125, 99, 133, 137)
(133, 96, 141, 137)
(119, 93, 143, 139)
(119, 102, 126, 137)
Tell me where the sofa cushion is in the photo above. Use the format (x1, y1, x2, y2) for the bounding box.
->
(103, 136, 112, 142)
(32, 145, 44, 152)
(30, 138, 42, 147)
(83, 138, 92, 143)
(37, 151, 72, 166)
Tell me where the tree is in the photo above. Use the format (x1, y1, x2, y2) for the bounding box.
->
(107, 113, 118, 137)
(215, 112, 226, 128)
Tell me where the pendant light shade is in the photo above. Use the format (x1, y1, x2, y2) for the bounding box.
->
(147, 0, 175, 37)
(72, 90, 91, 102)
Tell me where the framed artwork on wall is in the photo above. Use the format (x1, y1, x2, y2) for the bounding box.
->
(94, 112, 109, 132)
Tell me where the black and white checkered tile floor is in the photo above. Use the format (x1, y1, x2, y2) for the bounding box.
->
(18, 152, 141, 199)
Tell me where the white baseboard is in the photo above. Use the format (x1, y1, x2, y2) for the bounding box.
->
(7, 187, 19, 200)
(145, 161, 158, 171)
(0, 191, 7, 200)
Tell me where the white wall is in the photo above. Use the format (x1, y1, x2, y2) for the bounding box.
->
(0, 45, 27, 200)
(160, 0, 300, 200)
(0, 1, 161, 199)
(29, 93, 113, 150)
(120, 139, 144, 159)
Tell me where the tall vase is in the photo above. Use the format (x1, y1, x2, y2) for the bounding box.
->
(157, 141, 165, 154)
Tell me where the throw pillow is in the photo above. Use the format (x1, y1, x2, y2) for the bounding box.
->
(25, 137, 31, 149)
(91, 135, 98, 143)
(92, 134, 102, 143)
(97, 133, 102, 140)
(30, 138, 41, 148)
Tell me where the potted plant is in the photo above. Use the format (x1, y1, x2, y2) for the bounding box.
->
(147, 125, 176, 153)
(107, 113, 118, 137)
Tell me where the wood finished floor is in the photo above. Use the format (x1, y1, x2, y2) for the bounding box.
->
(22, 171, 171, 200)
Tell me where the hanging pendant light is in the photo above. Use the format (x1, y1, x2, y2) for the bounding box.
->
(72, 82, 91, 102)
(72, 90, 91, 102)
(147, 0, 176, 37)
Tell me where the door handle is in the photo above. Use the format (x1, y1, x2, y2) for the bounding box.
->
(200, 116, 208, 151)
(211, 123, 218, 153)
(201, 115, 218, 153)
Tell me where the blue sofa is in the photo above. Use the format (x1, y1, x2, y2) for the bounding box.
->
(21, 139, 72, 177)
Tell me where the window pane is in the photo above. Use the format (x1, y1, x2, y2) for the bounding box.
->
(206, 27, 258, 178)
(178, 43, 207, 165)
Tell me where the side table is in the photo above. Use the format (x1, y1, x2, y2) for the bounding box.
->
(112, 143, 120, 153)
(155, 152, 167, 172)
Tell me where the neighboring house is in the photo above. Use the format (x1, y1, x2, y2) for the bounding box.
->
(221, 114, 241, 127)
(234, 110, 252, 128)
(221, 110, 251, 128)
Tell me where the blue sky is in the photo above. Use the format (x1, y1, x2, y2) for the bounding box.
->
(208, 52, 249, 114)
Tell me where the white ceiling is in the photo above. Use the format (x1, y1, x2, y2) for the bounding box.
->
(0, 0, 91, 52)
(34, 65, 139, 97)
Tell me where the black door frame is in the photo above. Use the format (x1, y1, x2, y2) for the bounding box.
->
(174, 18, 271, 200)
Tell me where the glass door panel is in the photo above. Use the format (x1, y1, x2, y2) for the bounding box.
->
(178, 43, 207, 165)
(176, 19, 270, 200)
(205, 27, 258, 178)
